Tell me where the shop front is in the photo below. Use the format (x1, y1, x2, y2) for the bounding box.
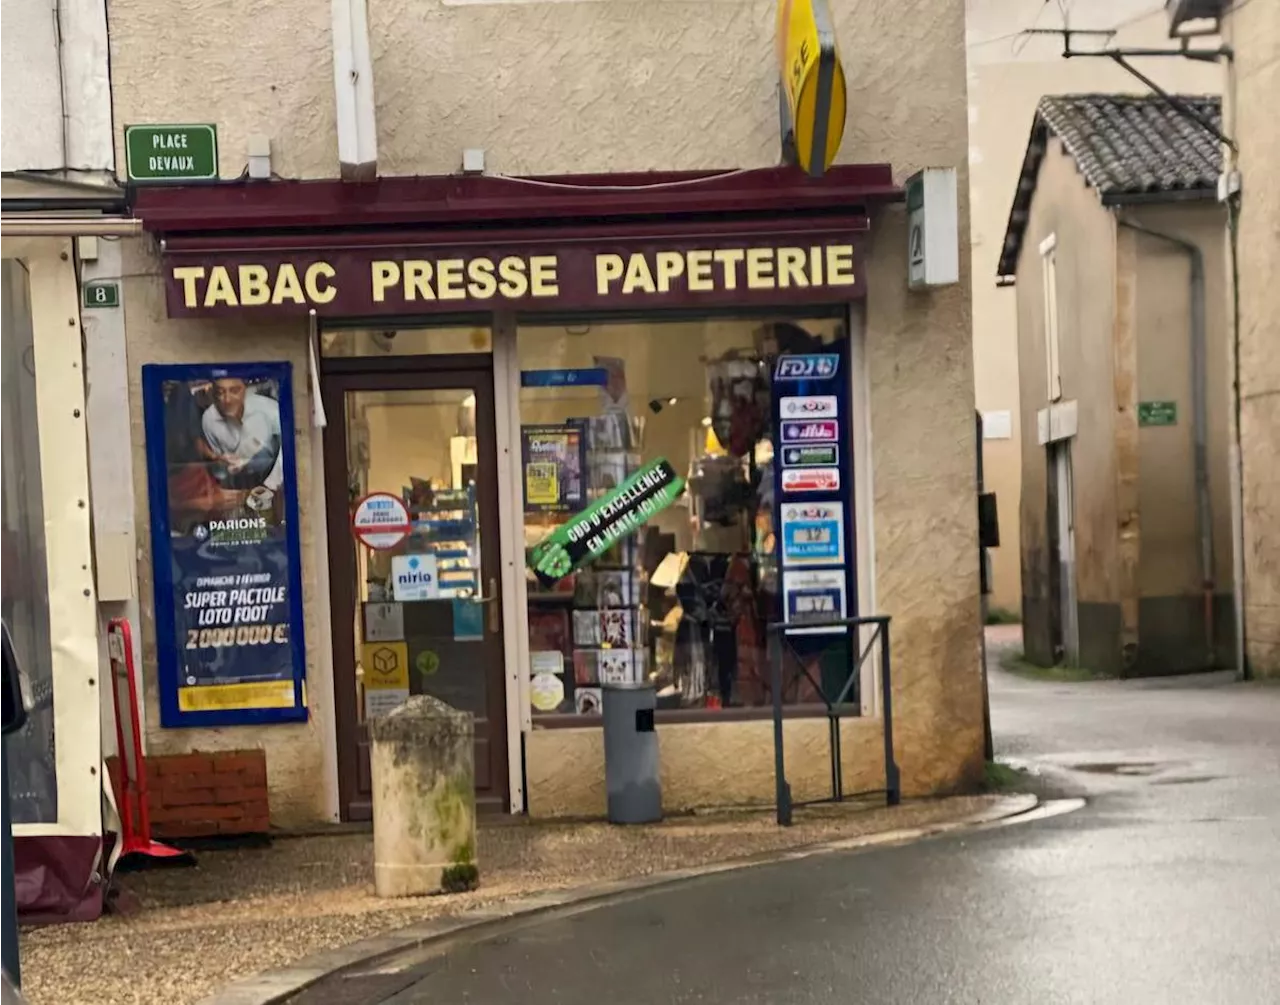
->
(131, 164, 980, 821)
(2, 185, 137, 918)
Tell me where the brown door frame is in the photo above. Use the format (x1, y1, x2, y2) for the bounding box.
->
(321, 355, 507, 820)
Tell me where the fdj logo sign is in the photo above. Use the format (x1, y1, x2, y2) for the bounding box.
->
(781, 420, 839, 443)
(775, 354, 839, 381)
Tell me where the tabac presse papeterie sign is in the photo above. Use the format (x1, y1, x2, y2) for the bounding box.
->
(160, 238, 866, 318)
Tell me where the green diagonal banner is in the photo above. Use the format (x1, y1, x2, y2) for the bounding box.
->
(528, 458, 685, 587)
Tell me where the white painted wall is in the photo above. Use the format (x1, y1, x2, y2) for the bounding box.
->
(1, 0, 115, 172)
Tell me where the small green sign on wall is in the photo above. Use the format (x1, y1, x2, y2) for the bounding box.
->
(1138, 400, 1178, 427)
(82, 281, 120, 309)
(125, 124, 218, 182)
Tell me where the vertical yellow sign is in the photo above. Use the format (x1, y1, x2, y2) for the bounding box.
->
(776, 0, 847, 177)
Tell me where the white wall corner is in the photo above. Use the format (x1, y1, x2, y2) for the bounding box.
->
(331, 0, 379, 180)
(60, 0, 116, 171)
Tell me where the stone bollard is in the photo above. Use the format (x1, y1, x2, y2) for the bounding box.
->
(368, 695, 479, 897)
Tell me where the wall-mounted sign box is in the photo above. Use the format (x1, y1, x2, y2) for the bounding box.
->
(125, 124, 219, 183)
(906, 167, 960, 289)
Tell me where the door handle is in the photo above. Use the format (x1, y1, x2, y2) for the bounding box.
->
(481, 577, 500, 634)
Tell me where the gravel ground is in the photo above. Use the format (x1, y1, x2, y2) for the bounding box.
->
(19, 795, 999, 1005)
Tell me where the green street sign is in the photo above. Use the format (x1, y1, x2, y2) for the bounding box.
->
(527, 458, 685, 587)
(82, 281, 120, 309)
(125, 124, 218, 182)
(1138, 400, 1178, 427)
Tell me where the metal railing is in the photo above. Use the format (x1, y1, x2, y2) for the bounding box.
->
(767, 615, 900, 826)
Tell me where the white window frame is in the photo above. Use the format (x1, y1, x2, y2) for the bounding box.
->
(1040, 233, 1062, 403)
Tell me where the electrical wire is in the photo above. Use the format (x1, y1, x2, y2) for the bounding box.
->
(486, 169, 756, 193)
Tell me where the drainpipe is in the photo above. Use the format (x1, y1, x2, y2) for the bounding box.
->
(52, 0, 70, 167)
(1118, 219, 1216, 666)
(331, 0, 379, 180)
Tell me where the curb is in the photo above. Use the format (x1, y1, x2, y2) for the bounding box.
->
(197, 793, 1039, 1005)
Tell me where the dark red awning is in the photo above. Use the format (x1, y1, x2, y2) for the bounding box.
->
(133, 164, 901, 237)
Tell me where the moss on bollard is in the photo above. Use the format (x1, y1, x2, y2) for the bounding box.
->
(441, 862, 480, 893)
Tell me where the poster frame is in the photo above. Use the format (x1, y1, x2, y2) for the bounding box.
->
(142, 361, 308, 727)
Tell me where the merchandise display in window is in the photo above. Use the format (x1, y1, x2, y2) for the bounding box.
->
(518, 316, 849, 714)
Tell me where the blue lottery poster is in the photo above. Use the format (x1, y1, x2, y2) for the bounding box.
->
(772, 345, 856, 640)
(142, 362, 308, 727)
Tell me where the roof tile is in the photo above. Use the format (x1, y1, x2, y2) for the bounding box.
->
(996, 94, 1222, 279)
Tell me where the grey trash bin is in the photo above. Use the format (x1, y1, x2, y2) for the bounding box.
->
(602, 681, 661, 824)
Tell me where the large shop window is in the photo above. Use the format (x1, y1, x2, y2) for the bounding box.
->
(1, 259, 57, 822)
(518, 314, 845, 717)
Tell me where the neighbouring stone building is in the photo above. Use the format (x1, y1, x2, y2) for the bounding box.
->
(2, 0, 136, 922)
(999, 94, 1233, 676)
(965, 0, 1220, 618)
(1212, 0, 1280, 678)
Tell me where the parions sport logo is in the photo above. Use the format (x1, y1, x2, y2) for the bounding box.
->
(193, 516, 268, 546)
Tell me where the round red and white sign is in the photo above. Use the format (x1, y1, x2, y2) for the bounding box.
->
(351, 492, 411, 550)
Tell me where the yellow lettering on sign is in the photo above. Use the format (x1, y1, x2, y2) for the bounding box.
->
(777, 247, 809, 288)
(686, 250, 714, 292)
(371, 261, 400, 303)
(746, 248, 776, 289)
(173, 266, 206, 307)
(622, 254, 656, 295)
(238, 265, 270, 305)
(809, 246, 825, 285)
(305, 262, 336, 303)
(654, 251, 684, 293)
(436, 259, 465, 300)
(529, 255, 560, 297)
(498, 256, 528, 298)
(272, 264, 306, 305)
(168, 243, 858, 313)
(825, 244, 856, 285)
(467, 258, 497, 299)
(596, 254, 624, 295)
(713, 249, 744, 290)
(204, 265, 237, 307)
(404, 260, 435, 301)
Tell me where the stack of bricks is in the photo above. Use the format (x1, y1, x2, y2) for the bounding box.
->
(107, 749, 270, 839)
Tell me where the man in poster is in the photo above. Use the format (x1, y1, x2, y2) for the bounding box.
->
(201, 377, 284, 494)
(165, 377, 284, 531)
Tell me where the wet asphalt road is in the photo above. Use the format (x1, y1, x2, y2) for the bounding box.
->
(370, 640, 1280, 1004)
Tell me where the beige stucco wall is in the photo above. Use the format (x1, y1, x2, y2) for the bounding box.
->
(528, 717, 884, 817)
(1127, 203, 1233, 600)
(110, 0, 984, 820)
(1014, 143, 1235, 674)
(121, 237, 334, 827)
(966, 0, 1222, 615)
(1223, 1, 1280, 677)
(1014, 140, 1121, 666)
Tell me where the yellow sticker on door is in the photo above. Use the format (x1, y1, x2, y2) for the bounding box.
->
(362, 641, 410, 690)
